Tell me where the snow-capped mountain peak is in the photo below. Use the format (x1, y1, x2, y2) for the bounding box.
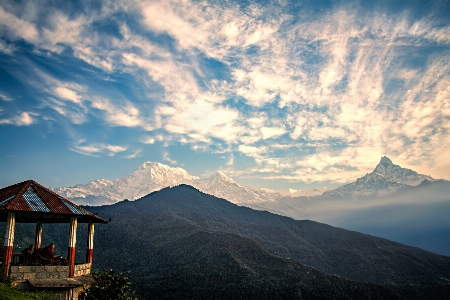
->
(324, 156, 436, 198)
(376, 156, 393, 167)
(372, 156, 433, 186)
(136, 161, 198, 180)
(192, 171, 274, 203)
(208, 171, 236, 183)
(52, 162, 199, 204)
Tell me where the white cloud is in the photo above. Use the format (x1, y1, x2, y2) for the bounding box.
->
(73, 45, 114, 72)
(70, 140, 128, 156)
(140, 0, 281, 59)
(125, 149, 142, 159)
(54, 87, 82, 104)
(0, 112, 36, 126)
(226, 154, 234, 166)
(90, 97, 144, 128)
(42, 11, 86, 46)
(164, 100, 240, 140)
(0, 6, 39, 43)
(238, 145, 265, 157)
(141, 136, 156, 144)
(16, 112, 35, 126)
(0, 40, 15, 55)
(163, 151, 177, 165)
(260, 126, 286, 140)
(0, 92, 13, 101)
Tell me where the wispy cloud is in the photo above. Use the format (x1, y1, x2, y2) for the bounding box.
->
(1, 0, 449, 185)
(163, 151, 177, 165)
(0, 112, 36, 126)
(0, 92, 13, 101)
(0, 6, 39, 43)
(70, 140, 128, 157)
(141, 136, 156, 144)
(125, 149, 142, 159)
(90, 97, 145, 128)
(54, 87, 82, 104)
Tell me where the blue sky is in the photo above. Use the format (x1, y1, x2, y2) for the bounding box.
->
(0, 0, 449, 191)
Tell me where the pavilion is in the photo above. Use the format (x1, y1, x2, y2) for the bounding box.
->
(0, 180, 108, 298)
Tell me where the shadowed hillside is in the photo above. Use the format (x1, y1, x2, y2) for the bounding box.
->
(87, 185, 450, 299)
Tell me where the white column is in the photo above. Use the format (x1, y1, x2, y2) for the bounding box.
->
(68, 217, 77, 278)
(86, 222, 95, 264)
(2, 212, 15, 276)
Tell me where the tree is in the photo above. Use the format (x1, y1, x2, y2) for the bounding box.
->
(80, 270, 137, 300)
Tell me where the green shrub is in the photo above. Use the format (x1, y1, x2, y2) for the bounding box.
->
(80, 270, 137, 300)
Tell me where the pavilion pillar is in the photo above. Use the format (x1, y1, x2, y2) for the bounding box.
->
(86, 222, 95, 264)
(34, 221, 42, 249)
(68, 217, 77, 278)
(2, 212, 15, 277)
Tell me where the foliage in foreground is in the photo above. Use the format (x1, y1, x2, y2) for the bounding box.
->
(0, 267, 50, 300)
(80, 269, 138, 300)
(0, 283, 51, 300)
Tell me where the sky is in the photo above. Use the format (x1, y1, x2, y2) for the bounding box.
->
(0, 0, 449, 191)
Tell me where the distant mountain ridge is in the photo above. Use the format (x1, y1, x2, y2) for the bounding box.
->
(52, 156, 443, 206)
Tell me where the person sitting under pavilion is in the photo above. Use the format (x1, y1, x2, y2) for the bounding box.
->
(40, 243, 59, 265)
(20, 244, 34, 265)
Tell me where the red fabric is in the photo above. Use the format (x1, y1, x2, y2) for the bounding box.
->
(40, 246, 54, 260)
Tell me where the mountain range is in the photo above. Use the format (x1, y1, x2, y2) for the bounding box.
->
(52, 156, 439, 206)
(50, 156, 450, 255)
(52, 162, 279, 205)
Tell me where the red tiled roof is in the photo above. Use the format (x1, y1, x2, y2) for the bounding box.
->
(0, 180, 107, 223)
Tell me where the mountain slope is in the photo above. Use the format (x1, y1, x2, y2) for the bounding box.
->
(93, 219, 401, 299)
(87, 185, 450, 299)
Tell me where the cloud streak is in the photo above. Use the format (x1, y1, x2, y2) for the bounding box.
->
(70, 140, 128, 157)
